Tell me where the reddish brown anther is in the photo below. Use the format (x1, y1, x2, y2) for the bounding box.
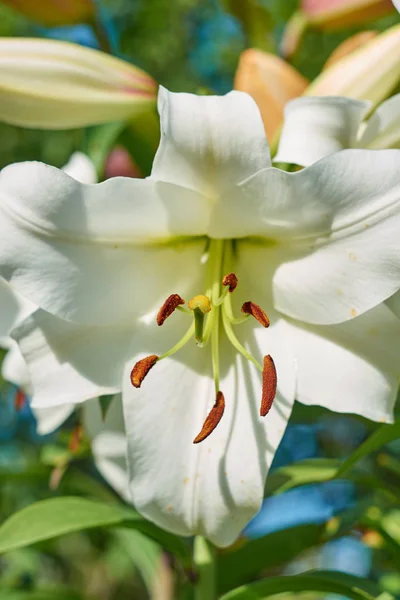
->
(193, 391, 225, 444)
(260, 355, 277, 417)
(241, 301, 270, 328)
(156, 294, 185, 326)
(222, 272, 238, 293)
(130, 354, 158, 388)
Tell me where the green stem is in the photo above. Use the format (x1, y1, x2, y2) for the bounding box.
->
(193, 536, 216, 600)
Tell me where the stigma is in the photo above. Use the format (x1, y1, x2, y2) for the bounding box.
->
(130, 245, 277, 444)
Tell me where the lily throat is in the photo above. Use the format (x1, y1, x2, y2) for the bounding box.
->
(130, 238, 277, 444)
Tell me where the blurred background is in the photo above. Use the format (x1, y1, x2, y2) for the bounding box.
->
(0, 1, 400, 599)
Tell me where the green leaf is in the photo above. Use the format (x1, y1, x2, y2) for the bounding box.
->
(336, 420, 400, 478)
(0, 592, 83, 600)
(219, 570, 391, 600)
(265, 458, 341, 496)
(0, 497, 190, 564)
(114, 528, 162, 592)
(217, 524, 325, 594)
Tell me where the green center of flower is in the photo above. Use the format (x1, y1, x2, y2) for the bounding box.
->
(130, 239, 277, 444)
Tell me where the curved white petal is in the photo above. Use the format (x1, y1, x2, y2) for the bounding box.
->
(385, 289, 400, 319)
(288, 303, 400, 423)
(123, 313, 295, 547)
(357, 93, 400, 150)
(0, 277, 35, 339)
(394, 0, 400, 10)
(83, 396, 130, 501)
(0, 162, 208, 325)
(10, 309, 134, 408)
(151, 87, 271, 195)
(274, 96, 370, 166)
(229, 150, 400, 325)
(1, 340, 30, 390)
(32, 404, 75, 435)
(62, 152, 97, 184)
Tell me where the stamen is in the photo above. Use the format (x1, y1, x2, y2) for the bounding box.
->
(193, 391, 225, 444)
(260, 355, 277, 416)
(156, 293, 185, 326)
(222, 272, 238, 293)
(241, 301, 270, 328)
(130, 354, 158, 388)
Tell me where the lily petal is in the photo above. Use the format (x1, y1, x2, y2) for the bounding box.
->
(10, 309, 134, 408)
(1, 340, 30, 391)
(227, 150, 400, 325)
(32, 404, 75, 435)
(0, 277, 35, 338)
(83, 396, 130, 501)
(274, 96, 370, 166)
(151, 87, 271, 196)
(288, 303, 400, 423)
(0, 162, 208, 325)
(123, 315, 295, 547)
(357, 93, 400, 149)
(61, 152, 98, 184)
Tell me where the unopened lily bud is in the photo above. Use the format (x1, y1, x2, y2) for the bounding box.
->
(234, 49, 308, 141)
(323, 31, 378, 69)
(302, 0, 394, 30)
(1, 0, 95, 26)
(282, 0, 394, 57)
(0, 38, 157, 129)
(306, 24, 400, 108)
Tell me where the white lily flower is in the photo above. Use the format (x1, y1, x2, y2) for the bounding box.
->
(393, 0, 400, 10)
(1, 88, 400, 546)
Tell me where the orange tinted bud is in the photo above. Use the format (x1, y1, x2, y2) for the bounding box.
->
(193, 391, 225, 444)
(302, 0, 394, 30)
(156, 294, 185, 326)
(234, 49, 308, 141)
(323, 31, 378, 69)
(130, 355, 158, 388)
(260, 355, 277, 417)
(2, 0, 95, 26)
(222, 273, 238, 293)
(241, 301, 270, 328)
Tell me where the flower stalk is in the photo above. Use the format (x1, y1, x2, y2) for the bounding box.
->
(193, 536, 216, 600)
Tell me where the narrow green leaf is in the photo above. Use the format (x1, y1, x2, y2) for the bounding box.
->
(0, 497, 190, 564)
(0, 592, 83, 600)
(220, 570, 389, 600)
(217, 524, 325, 594)
(265, 458, 341, 496)
(336, 420, 400, 478)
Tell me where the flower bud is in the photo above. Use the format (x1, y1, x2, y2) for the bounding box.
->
(302, 0, 394, 30)
(234, 49, 308, 141)
(305, 24, 400, 108)
(323, 30, 378, 69)
(281, 0, 394, 57)
(1, 0, 95, 26)
(0, 38, 157, 129)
